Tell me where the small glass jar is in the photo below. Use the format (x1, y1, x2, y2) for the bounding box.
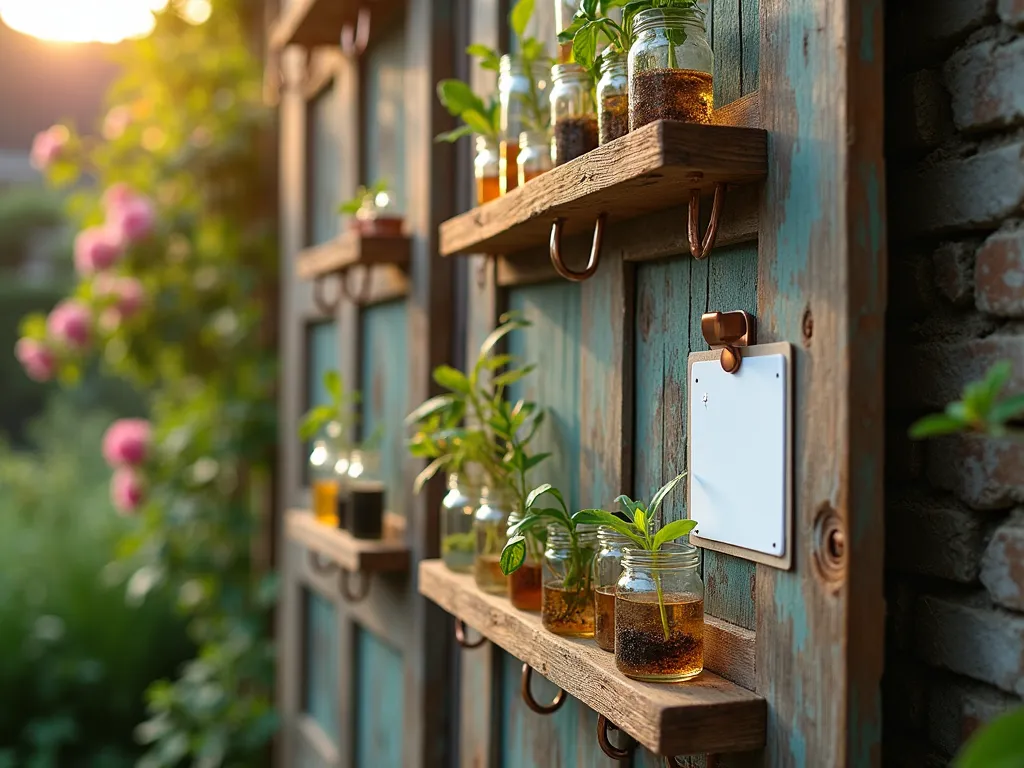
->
(474, 135, 500, 206)
(542, 523, 599, 637)
(499, 55, 550, 195)
(332, 450, 352, 530)
(506, 512, 543, 610)
(615, 543, 704, 682)
(516, 130, 553, 187)
(593, 526, 631, 652)
(349, 478, 385, 540)
(474, 486, 514, 594)
(441, 473, 479, 573)
(597, 51, 629, 144)
(309, 423, 342, 527)
(550, 63, 598, 165)
(627, 6, 714, 131)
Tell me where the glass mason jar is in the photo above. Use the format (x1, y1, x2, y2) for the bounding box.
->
(332, 449, 352, 530)
(474, 486, 515, 594)
(550, 63, 598, 165)
(597, 51, 629, 144)
(516, 129, 553, 187)
(348, 478, 385, 540)
(474, 135, 500, 206)
(593, 526, 632, 652)
(615, 543, 704, 682)
(440, 473, 479, 573)
(309, 423, 342, 526)
(542, 523, 599, 636)
(628, 6, 714, 131)
(506, 512, 543, 610)
(499, 55, 550, 195)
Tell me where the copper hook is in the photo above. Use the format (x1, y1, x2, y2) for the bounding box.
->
(596, 715, 634, 760)
(307, 550, 338, 575)
(454, 620, 486, 649)
(339, 266, 374, 305)
(520, 664, 567, 715)
(475, 254, 493, 290)
(312, 274, 342, 315)
(700, 310, 757, 374)
(549, 215, 605, 282)
(338, 568, 371, 602)
(688, 183, 726, 260)
(340, 7, 371, 56)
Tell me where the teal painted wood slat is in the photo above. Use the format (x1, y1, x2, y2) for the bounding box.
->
(303, 589, 340, 744)
(309, 83, 343, 245)
(364, 26, 408, 212)
(353, 627, 404, 768)
(711, 0, 742, 106)
(308, 320, 339, 409)
(360, 299, 409, 516)
(739, 0, 759, 95)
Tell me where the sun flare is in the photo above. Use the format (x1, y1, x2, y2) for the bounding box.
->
(0, 0, 211, 44)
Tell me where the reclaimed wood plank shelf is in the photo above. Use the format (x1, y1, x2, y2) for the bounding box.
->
(296, 231, 410, 281)
(439, 115, 767, 258)
(268, 0, 403, 51)
(286, 509, 409, 573)
(419, 559, 765, 756)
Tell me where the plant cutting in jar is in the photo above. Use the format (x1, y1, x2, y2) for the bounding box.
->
(338, 178, 390, 217)
(572, 470, 695, 639)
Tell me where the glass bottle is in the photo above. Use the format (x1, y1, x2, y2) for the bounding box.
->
(333, 449, 352, 530)
(550, 63, 598, 165)
(345, 449, 384, 539)
(516, 129, 553, 187)
(627, 6, 714, 131)
(475, 135, 501, 205)
(615, 543, 704, 682)
(593, 526, 631, 652)
(474, 486, 514, 595)
(597, 51, 629, 144)
(542, 523, 599, 637)
(441, 473, 479, 573)
(309, 425, 340, 526)
(499, 55, 550, 195)
(506, 512, 543, 610)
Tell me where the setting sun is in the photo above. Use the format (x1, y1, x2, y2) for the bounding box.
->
(0, 0, 210, 44)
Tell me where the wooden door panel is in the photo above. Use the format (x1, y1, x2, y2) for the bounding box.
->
(353, 627, 405, 766)
(303, 588, 342, 745)
(308, 82, 343, 246)
(364, 26, 408, 210)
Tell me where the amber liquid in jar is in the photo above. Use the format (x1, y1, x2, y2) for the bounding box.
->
(508, 562, 543, 610)
(542, 582, 595, 637)
(312, 480, 339, 526)
(629, 69, 713, 130)
(615, 593, 704, 681)
(477, 176, 501, 205)
(475, 554, 507, 595)
(594, 586, 617, 652)
(499, 141, 520, 195)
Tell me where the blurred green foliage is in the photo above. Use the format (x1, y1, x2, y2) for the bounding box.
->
(910, 361, 1024, 439)
(0, 399, 192, 767)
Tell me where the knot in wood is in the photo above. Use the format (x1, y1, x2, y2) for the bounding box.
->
(812, 502, 845, 591)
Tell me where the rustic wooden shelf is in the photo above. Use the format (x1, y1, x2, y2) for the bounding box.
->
(419, 560, 765, 756)
(296, 231, 410, 281)
(268, 0, 403, 51)
(439, 113, 767, 259)
(286, 509, 409, 574)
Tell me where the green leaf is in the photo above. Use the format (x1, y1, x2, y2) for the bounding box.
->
(461, 108, 497, 136)
(493, 364, 536, 388)
(436, 79, 485, 117)
(323, 370, 342, 401)
(405, 394, 457, 425)
(583, 0, 599, 17)
(524, 451, 551, 471)
(435, 125, 474, 143)
(990, 393, 1024, 425)
(615, 493, 641, 518)
(500, 535, 527, 574)
(634, 507, 646, 532)
(558, 11, 590, 43)
(908, 413, 968, 439)
(510, 0, 535, 38)
(413, 455, 450, 494)
(526, 483, 554, 509)
(652, 518, 698, 550)
(299, 405, 337, 441)
(433, 365, 472, 394)
(572, 509, 647, 548)
(648, 470, 687, 519)
(955, 707, 1024, 768)
(572, 21, 600, 70)
(478, 316, 529, 359)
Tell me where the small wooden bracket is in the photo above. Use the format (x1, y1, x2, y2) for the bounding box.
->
(701, 310, 757, 373)
(688, 183, 726, 260)
(520, 664, 567, 715)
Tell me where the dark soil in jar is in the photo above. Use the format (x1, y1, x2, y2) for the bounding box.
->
(349, 482, 384, 539)
(599, 94, 629, 144)
(614, 593, 704, 680)
(553, 116, 598, 165)
(629, 68, 714, 130)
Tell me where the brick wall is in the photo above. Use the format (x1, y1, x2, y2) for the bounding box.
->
(885, 0, 1024, 762)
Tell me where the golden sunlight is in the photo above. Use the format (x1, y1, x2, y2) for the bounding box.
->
(0, 0, 169, 44)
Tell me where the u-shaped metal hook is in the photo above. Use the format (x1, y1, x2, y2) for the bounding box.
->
(340, 7, 371, 56)
(312, 274, 342, 315)
(688, 182, 726, 260)
(338, 568, 371, 602)
(340, 266, 374, 305)
(549, 214, 605, 282)
(520, 664, 567, 715)
(596, 715, 635, 761)
(307, 551, 338, 575)
(454, 620, 487, 649)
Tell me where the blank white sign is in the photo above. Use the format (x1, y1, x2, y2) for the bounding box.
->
(688, 351, 789, 558)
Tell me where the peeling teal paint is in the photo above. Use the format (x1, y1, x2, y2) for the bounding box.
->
(354, 628, 404, 767)
(774, 573, 810, 653)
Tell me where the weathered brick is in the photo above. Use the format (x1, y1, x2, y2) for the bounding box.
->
(999, 0, 1024, 26)
(981, 511, 1024, 610)
(915, 593, 1024, 695)
(901, 143, 1024, 235)
(933, 241, 977, 306)
(887, 495, 985, 582)
(928, 434, 1024, 509)
(976, 225, 1024, 316)
(946, 37, 1024, 132)
(927, 676, 1021, 755)
(901, 334, 1023, 409)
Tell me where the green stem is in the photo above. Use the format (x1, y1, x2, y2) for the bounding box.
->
(654, 571, 670, 640)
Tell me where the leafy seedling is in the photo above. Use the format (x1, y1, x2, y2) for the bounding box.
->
(910, 361, 1024, 439)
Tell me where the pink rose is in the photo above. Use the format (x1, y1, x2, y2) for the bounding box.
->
(102, 183, 135, 212)
(106, 192, 155, 245)
(95, 275, 146, 320)
(74, 226, 123, 276)
(102, 418, 151, 467)
(30, 125, 69, 170)
(14, 337, 56, 382)
(46, 300, 92, 351)
(110, 466, 146, 515)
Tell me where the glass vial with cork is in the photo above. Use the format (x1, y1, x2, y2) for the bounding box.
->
(550, 63, 598, 165)
(542, 523, 599, 637)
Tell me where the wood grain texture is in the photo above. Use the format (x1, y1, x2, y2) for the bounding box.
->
(440, 120, 767, 257)
(353, 628, 405, 767)
(295, 232, 411, 280)
(286, 510, 410, 573)
(268, 0, 405, 50)
(755, 0, 887, 763)
(419, 560, 765, 756)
